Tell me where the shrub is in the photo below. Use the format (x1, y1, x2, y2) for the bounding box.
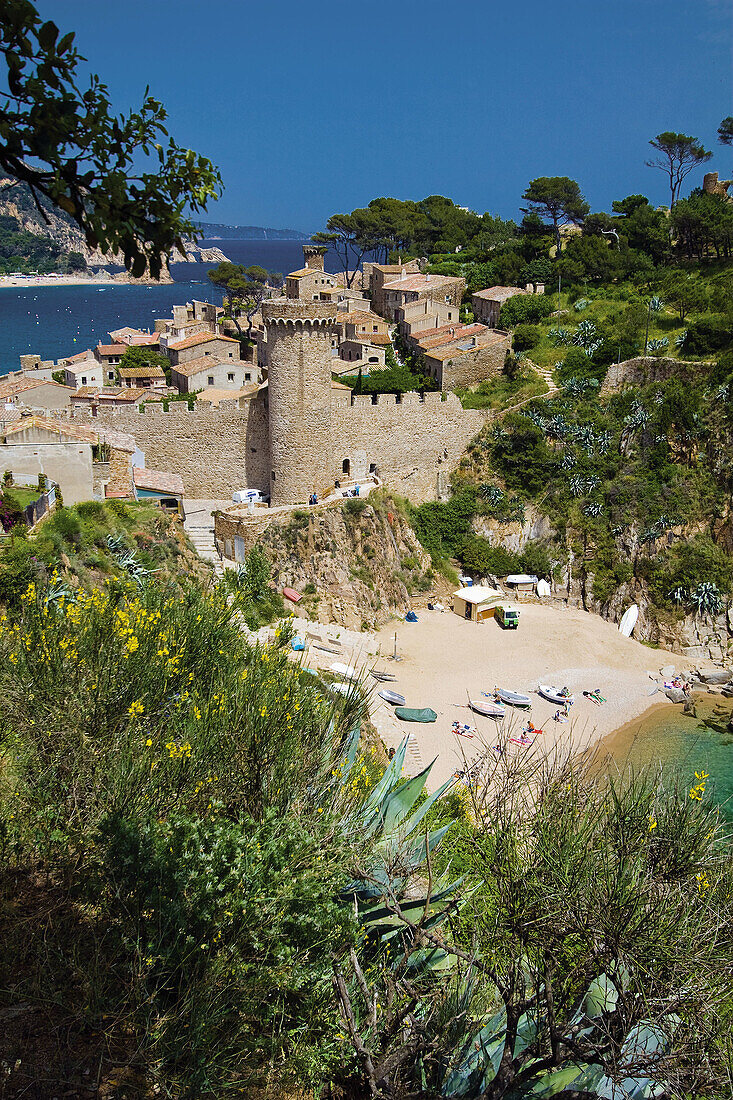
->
(460, 536, 521, 577)
(344, 497, 367, 518)
(499, 293, 553, 327)
(682, 314, 733, 355)
(512, 323, 541, 351)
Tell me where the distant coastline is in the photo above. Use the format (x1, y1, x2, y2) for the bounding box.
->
(0, 273, 172, 290)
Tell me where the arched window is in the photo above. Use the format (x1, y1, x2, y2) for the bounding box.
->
(342, 458, 351, 476)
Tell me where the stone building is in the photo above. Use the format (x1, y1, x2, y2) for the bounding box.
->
(363, 260, 422, 315)
(117, 365, 167, 391)
(471, 286, 529, 327)
(285, 245, 340, 301)
(164, 332, 240, 368)
(170, 357, 258, 394)
(60, 250, 491, 506)
(379, 272, 465, 323)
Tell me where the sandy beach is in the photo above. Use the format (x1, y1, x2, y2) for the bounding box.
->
(0, 273, 172, 289)
(300, 602, 693, 790)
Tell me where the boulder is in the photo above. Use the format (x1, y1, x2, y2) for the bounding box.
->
(696, 668, 733, 684)
(665, 688, 687, 704)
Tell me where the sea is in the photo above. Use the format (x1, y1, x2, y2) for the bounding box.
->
(0, 239, 334, 375)
(603, 695, 733, 818)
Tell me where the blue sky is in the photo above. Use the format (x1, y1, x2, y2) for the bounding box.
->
(39, 0, 732, 232)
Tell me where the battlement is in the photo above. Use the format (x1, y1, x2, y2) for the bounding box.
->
(341, 390, 462, 412)
(262, 299, 338, 324)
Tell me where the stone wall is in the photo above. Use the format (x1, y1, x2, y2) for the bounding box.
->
(600, 356, 713, 395)
(60, 389, 487, 505)
(330, 391, 486, 502)
(64, 399, 270, 498)
(425, 336, 510, 391)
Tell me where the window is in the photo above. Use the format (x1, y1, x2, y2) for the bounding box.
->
(373, 325, 378, 332)
(81, 376, 86, 385)
(208, 376, 214, 386)
(368, 356, 379, 363)
(445, 296, 451, 303)
(227, 372, 234, 382)
(245, 372, 251, 381)
(108, 371, 114, 380)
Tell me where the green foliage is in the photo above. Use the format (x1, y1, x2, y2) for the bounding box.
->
(511, 323, 541, 351)
(646, 132, 712, 209)
(460, 536, 521, 577)
(207, 262, 279, 337)
(0, 1, 222, 276)
(682, 313, 733, 355)
(411, 490, 477, 561)
(521, 176, 590, 251)
(340, 359, 437, 395)
(219, 545, 283, 629)
(499, 293, 553, 327)
(119, 344, 172, 384)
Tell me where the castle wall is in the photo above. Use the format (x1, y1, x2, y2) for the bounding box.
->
(330, 391, 486, 502)
(63, 399, 270, 498)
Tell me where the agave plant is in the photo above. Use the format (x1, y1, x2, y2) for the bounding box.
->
(690, 582, 723, 619)
(649, 295, 664, 313)
(440, 966, 679, 1099)
(675, 329, 688, 349)
(647, 337, 669, 354)
(669, 585, 687, 606)
(560, 449, 577, 470)
(548, 326, 574, 347)
(573, 297, 590, 311)
(573, 319, 598, 349)
(480, 484, 505, 506)
(584, 501, 603, 517)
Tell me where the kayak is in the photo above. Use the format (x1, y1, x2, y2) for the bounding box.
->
(470, 699, 506, 720)
(371, 670, 397, 682)
(538, 684, 573, 706)
(283, 587, 301, 603)
(495, 687, 532, 708)
(378, 689, 406, 707)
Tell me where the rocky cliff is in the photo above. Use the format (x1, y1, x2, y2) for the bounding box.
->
(0, 181, 230, 271)
(230, 495, 434, 630)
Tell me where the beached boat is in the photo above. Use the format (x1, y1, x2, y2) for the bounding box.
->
(283, 587, 301, 603)
(378, 689, 406, 706)
(371, 670, 397, 682)
(330, 662, 358, 680)
(538, 684, 573, 706)
(495, 687, 532, 708)
(536, 579, 551, 598)
(470, 699, 506, 719)
(395, 707, 437, 723)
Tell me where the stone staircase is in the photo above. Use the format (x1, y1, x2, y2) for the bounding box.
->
(183, 499, 231, 577)
(530, 361, 557, 390)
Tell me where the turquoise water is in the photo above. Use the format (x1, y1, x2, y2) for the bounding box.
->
(604, 697, 733, 817)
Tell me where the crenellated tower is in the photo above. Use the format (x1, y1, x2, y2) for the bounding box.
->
(262, 298, 337, 505)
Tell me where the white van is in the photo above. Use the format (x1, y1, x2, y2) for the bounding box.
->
(232, 488, 265, 505)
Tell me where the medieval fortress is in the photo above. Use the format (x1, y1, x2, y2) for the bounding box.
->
(55, 245, 516, 504)
(3, 245, 534, 507)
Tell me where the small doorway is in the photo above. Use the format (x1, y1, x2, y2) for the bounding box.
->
(342, 458, 351, 476)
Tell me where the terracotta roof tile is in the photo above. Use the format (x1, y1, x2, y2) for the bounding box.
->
(0, 377, 72, 399)
(1, 414, 96, 443)
(472, 286, 527, 302)
(168, 332, 239, 351)
(382, 273, 464, 293)
(133, 467, 185, 496)
(118, 365, 166, 379)
(96, 344, 126, 355)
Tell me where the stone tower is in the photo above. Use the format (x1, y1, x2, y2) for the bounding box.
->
(262, 298, 337, 505)
(301, 243, 328, 270)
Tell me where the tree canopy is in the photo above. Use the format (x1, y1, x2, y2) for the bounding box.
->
(207, 262, 280, 337)
(0, 0, 222, 276)
(520, 177, 590, 254)
(646, 132, 712, 209)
